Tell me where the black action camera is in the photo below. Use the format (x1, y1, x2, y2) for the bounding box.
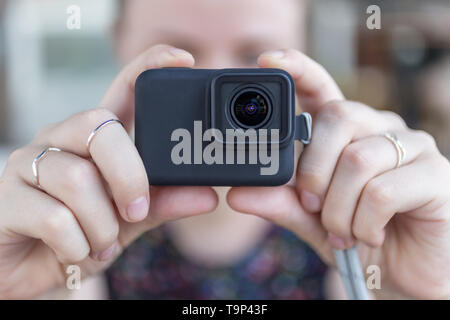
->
(135, 68, 311, 186)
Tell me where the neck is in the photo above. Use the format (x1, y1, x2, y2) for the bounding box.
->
(166, 187, 271, 267)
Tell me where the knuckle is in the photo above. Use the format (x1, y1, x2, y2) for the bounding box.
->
(64, 160, 99, 190)
(341, 144, 373, 172)
(93, 223, 119, 250)
(354, 227, 382, 247)
(361, 230, 383, 247)
(42, 208, 74, 240)
(364, 179, 392, 207)
(42, 210, 90, 263)
(370, 235, 384, 247)
(33, 124, 56, 144)
(415, 130, 437, 149)
(6, 148, 25, 167)
(320, 100, 352, 123)
(83, 108, 117, 126)
(308, 77, 329, 97)
(383, 111, 407, 129)
(298, 166, 327, 195)
(67, 246, 90, 264)
(352, 222, 371, 244)
(321, 213, 349, 238)
(351, 224, 365, 242)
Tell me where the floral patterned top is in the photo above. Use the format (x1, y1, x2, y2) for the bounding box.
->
(106, 225, 327, 299)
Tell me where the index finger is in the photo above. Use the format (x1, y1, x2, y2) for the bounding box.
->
(258, 49, 344, 116)
(33, 45, 195, 223)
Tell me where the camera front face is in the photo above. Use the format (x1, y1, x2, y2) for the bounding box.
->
(210, 69, 295, 146)
(135, 67, 297, 186)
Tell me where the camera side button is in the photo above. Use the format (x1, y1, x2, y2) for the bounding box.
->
(295, 112, 312, 145)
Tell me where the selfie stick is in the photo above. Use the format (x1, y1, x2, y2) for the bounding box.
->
(333, 246, 369, 300)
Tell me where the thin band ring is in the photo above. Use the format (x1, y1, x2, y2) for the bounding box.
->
(32, 147, 61, 188)
(86, 119, 124, 152)
(383, 132, 406, 169)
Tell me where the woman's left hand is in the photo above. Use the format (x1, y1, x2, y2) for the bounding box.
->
(227, 49, 450, 299)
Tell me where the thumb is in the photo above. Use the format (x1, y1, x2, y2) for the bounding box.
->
(227, 186, 333, 264)
(118, 186, 218, 248)
(258, 49, 344, 117)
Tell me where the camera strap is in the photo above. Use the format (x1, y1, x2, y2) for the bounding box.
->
(333, 247, 370, 299)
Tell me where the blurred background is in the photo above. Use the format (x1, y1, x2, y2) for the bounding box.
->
(0, 0, 449, 172)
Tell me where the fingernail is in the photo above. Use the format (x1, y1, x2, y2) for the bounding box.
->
(328, 233, 354, 250)
(301, 190, 321, 212)
(169, 47, 190, 56)
(263, 50, 285, 59)
(92, 242, 117, 261)
(127, 196, 149, 222)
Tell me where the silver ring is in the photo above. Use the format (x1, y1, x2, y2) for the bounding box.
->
(383, 132, 406, 168)
(32, 147, 61, 188)
(86, 119, 123, 151)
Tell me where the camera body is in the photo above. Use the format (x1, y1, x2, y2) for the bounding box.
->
(135, 68, 311, 186)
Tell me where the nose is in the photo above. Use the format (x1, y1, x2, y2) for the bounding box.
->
(195, 49, 240, 69)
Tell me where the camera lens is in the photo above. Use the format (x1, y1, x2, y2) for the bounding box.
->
(232, 90, 271, 128)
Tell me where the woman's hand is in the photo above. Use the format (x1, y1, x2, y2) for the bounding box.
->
(227, 49, 450, 299)
(0, 44, 218, 299)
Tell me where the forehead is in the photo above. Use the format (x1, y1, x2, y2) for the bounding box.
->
(122, 0, 303, 45)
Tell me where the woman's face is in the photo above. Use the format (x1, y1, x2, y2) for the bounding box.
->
(116, 0, 305, 68)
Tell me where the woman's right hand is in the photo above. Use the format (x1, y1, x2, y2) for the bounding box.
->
(0, 45, 218, 299)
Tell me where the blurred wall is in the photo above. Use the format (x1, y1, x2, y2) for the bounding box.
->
(0, 0, 449, 173)
(3, 0, 118, 146)
(0, 1, 8, 143)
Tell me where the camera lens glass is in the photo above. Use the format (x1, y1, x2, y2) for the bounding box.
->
(232, 90, 270, 128)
